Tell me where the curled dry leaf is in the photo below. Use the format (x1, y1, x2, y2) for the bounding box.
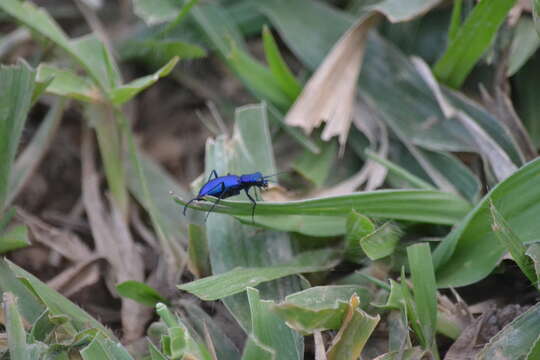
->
(285, 14, 379, 150)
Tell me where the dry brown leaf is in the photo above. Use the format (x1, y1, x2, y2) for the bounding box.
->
(47, 256, 101, 297)
(314, 331, 327, 360)
(16, 208, 93, 262)
(81, 127, 149, 342)
(444, 309, 494, 360)
(285, 15, 379, 150)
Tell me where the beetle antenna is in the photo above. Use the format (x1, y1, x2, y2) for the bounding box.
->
(263, 171, 287, 179)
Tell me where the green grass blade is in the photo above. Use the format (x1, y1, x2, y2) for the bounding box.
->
(0, 63, 36, 214)
(490, 201, 537, 286)
(435, 158, 540, 287)
(178, 249, 340, 301)
(448, 0, 463, 43)
(433, 0, 517, 88)
(262, 25, 302, 100)
(0, 225, 30, 253)
(116, 281, 169, 307)
(365, 149, 435, 190)
(108, 57, 178, 105)
(3, 293, 30, 360)
(407, 243, 438, 357)
(176, 189, 471, 225)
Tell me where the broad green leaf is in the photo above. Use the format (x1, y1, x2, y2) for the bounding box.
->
(178, 249, 340, 301)
(132, 0, 181, 24)
(28, 310, 55, 343)
(0, 225, 30, 253)
(528, 336, 540, 360)
(433, 0, 517, 88)
(9, 98, 65, 205)
(0, 63, 35, 213)
(81, 334, 134, 360)
(369, 0, 442, 23)
(108, 57, 179, 105)
(246, 287, 302, 360)
(345, 211, 374, 260)
(116, 280, 169, 307)
(508, 17, 540, 76)
(360, 222, 401, 260)
(36, 64, 99, 102)
(238, 214, 345, 237)
(326, 294, 380, 360)
(187, 224, 211, 278)
(407, 243, 438, 353)
(7, 260, 113, 337)
(259, 0, 522, 162)
(292, 138, 337, 187)
(490, 202, 537, 286)
(0, 1, 118, 91)
(262, 25, 302, 100)
(176, 189, 471, 225)
(270, 286, 365, 334)
(3, 293, 30, 360)
(242, 336, 275, 360)
(201, 103, 304, 331)
(0, 259, 44, 324)
(435, 158, 540, 287)
(476, 302, 540, 360)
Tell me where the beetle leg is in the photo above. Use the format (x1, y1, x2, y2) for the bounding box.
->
(207, 170, 219, 182)
(205, 183, 226, 221)
(244, 188, 257, 224)
(183, 198, 200, 216)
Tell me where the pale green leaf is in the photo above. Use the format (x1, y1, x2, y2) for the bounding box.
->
(178, 249, 340, 301)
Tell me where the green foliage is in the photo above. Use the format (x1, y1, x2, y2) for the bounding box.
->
(2, 0, 540, 358)
(433, 0, 517, 88)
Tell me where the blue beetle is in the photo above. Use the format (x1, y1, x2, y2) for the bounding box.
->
(183, 170, 272, 222)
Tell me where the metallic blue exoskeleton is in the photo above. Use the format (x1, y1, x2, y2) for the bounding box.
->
(183, 170, 271, 222)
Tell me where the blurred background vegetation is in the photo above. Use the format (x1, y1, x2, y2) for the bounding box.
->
(1, 0, 540, 359)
